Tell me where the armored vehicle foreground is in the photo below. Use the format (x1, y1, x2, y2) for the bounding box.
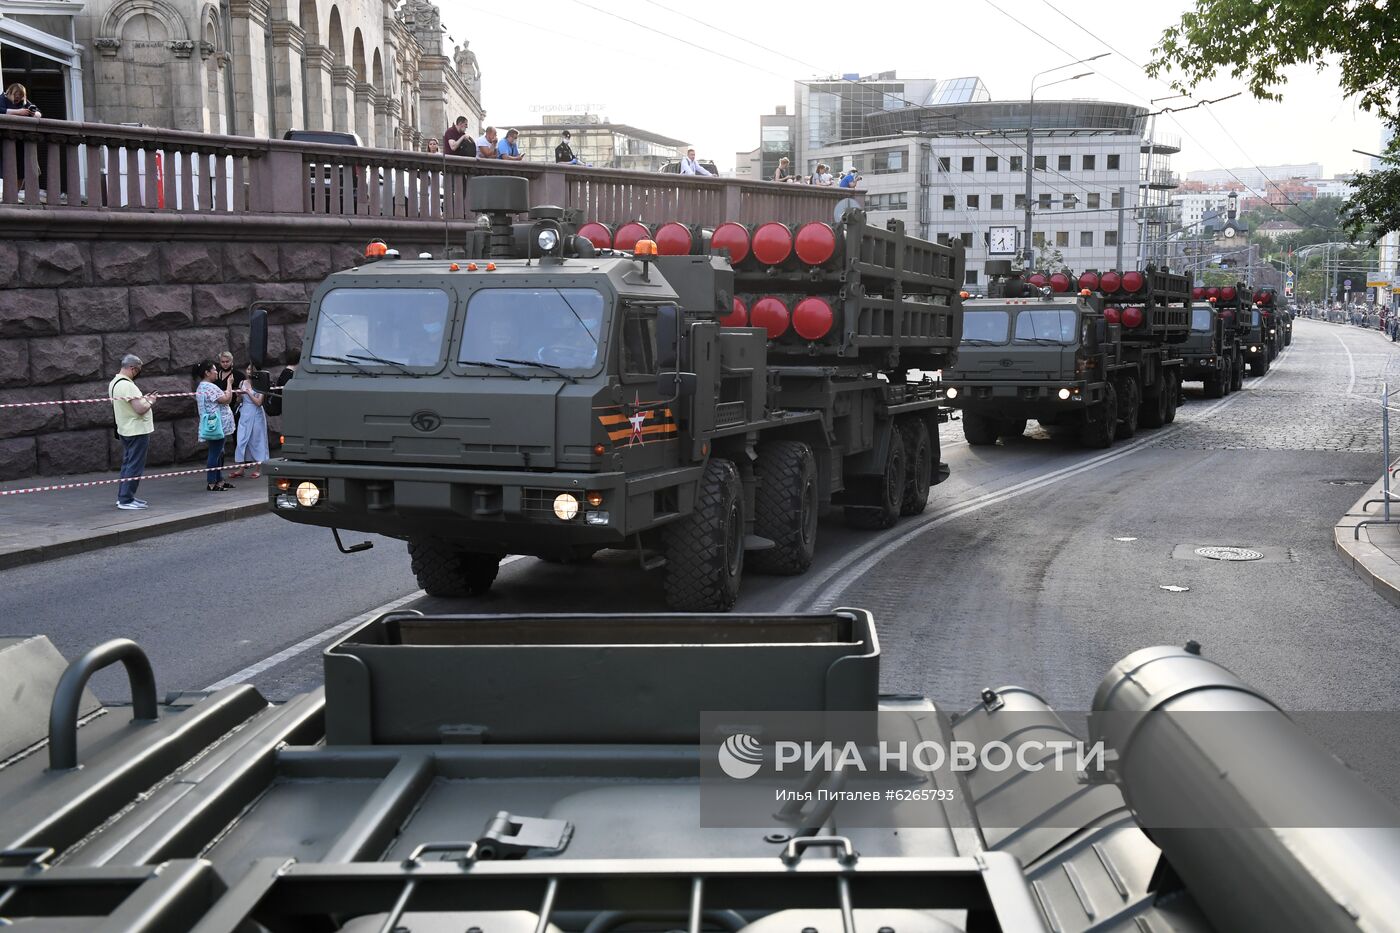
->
(3, 614, 1399, 932)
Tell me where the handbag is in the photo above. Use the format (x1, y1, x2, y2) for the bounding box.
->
(199, 407, 225, 441)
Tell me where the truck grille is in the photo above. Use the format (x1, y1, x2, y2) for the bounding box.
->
(716, 401, 747, 427)
(521, 488, 562, 517)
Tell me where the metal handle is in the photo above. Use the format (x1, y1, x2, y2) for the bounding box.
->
(780, 835, 858, 865)
(48, 639, 158, 771)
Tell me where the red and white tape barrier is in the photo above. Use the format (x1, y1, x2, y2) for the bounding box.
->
(0, 461, 264, 496)
(0, 391, 203, 409)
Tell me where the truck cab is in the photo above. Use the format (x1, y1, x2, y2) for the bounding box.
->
(1179, 303, 1232, 398)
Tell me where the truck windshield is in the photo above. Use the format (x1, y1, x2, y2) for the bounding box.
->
(460, 288, 605, 372)
(311, 288, 450, 368)
(1252, 310, 1262, 326)
(1191, 308, 1213, 331)
(962, 310, 1009, 344)
(1014, 309, 1076, 344)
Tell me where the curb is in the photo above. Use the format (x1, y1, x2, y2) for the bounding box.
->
(0, 500, 268, 572)
(1334, 474, 1400, 609)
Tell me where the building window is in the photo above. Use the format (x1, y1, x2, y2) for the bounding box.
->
(1034, 155, 1046, 171)
(1104, 231, 1118, 246)
(868, 192, 909, 211)
(943, 194, 955, 210)
(1033, 232, 1046, 248)
(938, 156, 950, 172)
(1110, 190, 1122, 208)
(966, 270, 979, 285)
(961, 156, 974, 172)
(1014, 193, 1026, 210)
(1081, 231, 1094, 247)
(986, 156, 998, 172)
(1055, 231, 1069, 247)
(960, 232, 973, 248)
(1057, 155, 1071, 171)
(990, 194, 1004, 210)
(1010, 155, 1023, 172)
(1088, 192, 1101, 209)
(1083, 154, 1096, 170)
(1063, 193, 1077, 210)
(1107, 154, 1120, 170)
(1038, 193, 1051, 210)
(967, 194, 980, 209)
(937, 233, 950, 244)
(867, 148, 906, 174)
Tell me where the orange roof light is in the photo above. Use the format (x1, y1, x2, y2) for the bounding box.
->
(634, 239, 658, 257)
(959, 290, 971, 299)
(364, 240, 388, 258)
(1079, 288, 1092, 296)
(449, 262, 460, 271)
(485, 262, 497, 271)
(467, 262, 478, 271)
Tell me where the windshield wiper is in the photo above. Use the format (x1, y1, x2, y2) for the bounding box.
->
(962, 338, 1003, 346)
(459, 359, 530, 380)
(493, 357, 578, 384)
(310, 353, 376, 376)
(1016, 337, 1067, 346)
(347, 352, 414, 375)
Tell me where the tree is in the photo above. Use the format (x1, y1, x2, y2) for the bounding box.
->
(1148, 2, 1400, 242)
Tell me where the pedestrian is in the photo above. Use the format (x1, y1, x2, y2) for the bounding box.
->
(812, 163, 835, 186)
(109, 354, 156, 510)
(838, 168, 860, 188)
(443, 116, 475, 157)
(193, 360, 236, 491)
(498, 128, 525, 161)
(1, 83, 40, 118)
(425, 137, 440, 154)
(555, 129, 578, 164)
(265, 349, 298, 418)
(228, 366, 268, 479)
(679, 148, 713, 176)
(772, 157, 796, 183)
(476, 126, 499, 160)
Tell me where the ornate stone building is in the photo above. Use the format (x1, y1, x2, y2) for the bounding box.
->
(10, 0, 483, 147)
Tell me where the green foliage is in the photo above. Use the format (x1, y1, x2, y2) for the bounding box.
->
(1150, 3, 1400, 238)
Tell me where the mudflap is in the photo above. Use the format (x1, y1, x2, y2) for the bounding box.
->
(934, 460, 951, 486)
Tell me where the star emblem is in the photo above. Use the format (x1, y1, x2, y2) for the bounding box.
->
(628, 391, 652, 446)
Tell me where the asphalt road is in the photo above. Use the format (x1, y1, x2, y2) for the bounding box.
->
(6, 319, 1398, 717)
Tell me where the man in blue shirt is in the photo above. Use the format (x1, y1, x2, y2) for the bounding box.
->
(838, 169, 861, 188)
(498, 128, 524, 161)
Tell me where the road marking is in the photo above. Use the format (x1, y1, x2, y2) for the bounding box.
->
(203, 555, 526, 690)
(784, 346, 1289, 612)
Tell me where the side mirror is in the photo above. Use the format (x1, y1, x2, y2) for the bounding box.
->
(252, 370, 271, 393)
(656, 303, 679, 370)
(249, 307, 268, 370)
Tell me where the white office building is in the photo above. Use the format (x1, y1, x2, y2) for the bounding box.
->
(783, 74, 1177, 292)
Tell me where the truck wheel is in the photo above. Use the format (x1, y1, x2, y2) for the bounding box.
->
(998, 418, 1027, 440)
(663, 458, 744, 611)
(1140, 376, 1168, 428)
(1231, 354, 1244, 391)
(962, 411, 1000, 446)
(899, 420, 933, 516)
(844, 430, 907, 530)
(750, 442, 819, 575)
(1219, 360, 1232, 396)
(1079, 383, 1117, 449)
(408, 540, 501, 597)
(1117, 377, 1140, 439)
(1163, 373, 1179, 423)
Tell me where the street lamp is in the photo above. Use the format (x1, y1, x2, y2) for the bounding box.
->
(1023, 56, 1105, 268)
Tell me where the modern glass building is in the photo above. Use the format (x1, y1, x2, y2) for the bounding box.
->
(509, 114, 689, 172)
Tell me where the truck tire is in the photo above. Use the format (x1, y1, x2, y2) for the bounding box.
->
(1140, 376, 1168, 427)
(998, 418, 1028, 440)
(899, 420, 933, 516)
(1220, 360, 1232, 396)
(844, 429, 907, 530)
(1117, 376, 1140, 439)
(408, 540, 501, 597)
(962, 411, 1000, 446)
(750, 441, 819, 575)
(1231, 353, 1244, 392)
(663, 458, 744, 611)
(1079, 383, 1117, 449)
(1162, 373, 1179, 423)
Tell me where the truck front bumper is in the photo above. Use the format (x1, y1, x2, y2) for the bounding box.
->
(942, 379, 1101, 418)
(265, 460, 703, 552)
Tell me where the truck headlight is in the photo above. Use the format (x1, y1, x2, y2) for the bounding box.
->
(295, 481, 321, 507)
(1057, 388, 1071, 400)
(553, 493, 580, 520)
(538, 228, 560, 252)
(945, 386, 959, 399)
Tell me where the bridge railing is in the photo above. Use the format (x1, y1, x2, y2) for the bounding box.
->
(0, 116, 852, 228)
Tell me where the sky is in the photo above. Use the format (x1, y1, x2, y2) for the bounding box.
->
(441, 0, 1386, 180)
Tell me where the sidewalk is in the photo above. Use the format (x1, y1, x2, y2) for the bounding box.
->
(0, 464, 267, 570)
(1335, 476, 1400, 609)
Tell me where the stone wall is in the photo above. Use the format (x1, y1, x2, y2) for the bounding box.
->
(0, 236, 432, 480)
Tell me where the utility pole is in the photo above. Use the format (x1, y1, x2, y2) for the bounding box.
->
(1115, 186, 1125, 270)
(1023, 56, 1103, 269)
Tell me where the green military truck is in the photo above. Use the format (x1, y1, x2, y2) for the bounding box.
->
(5, 615, 1400, 931)
(252, 177, 963, 611)
(1242, 287, 1285, 376)
(1179, 283, 1249, 398)
(941, 262, 1189, 449)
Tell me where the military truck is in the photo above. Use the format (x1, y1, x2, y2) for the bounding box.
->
(252, 177, 963, 612)
(1242, 287, 1285, 376)
(941, 262, 1189, 449)
(4, 614, 1400, 931)
(1179, 283, 1249, 398)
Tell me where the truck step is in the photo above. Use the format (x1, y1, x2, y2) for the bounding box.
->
(743, 534, 776, 552)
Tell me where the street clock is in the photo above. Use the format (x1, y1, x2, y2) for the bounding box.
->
(1223, 225, 1237, 238)
(988, 225, 1018, 255)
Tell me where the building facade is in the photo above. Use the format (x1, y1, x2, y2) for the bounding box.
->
(0, 0, 483, 149)
(771, 73, 1174, 291)
(509, 114, 687, 172)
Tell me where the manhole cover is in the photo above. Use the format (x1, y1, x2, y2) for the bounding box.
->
(1194, 546, 1263, 562)
(1159, 585, 1190, 592)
